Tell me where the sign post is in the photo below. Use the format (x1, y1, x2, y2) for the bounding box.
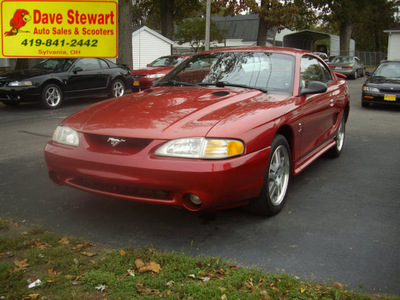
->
(0, 0, 118, 58)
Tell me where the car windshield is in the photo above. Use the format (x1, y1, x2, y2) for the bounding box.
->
(32, 59, 74, 71)
(373, 62, 400, 78)
(331, 56, 354, 64)
(148, 56, 184, 67)
(157, 52, 295, 95)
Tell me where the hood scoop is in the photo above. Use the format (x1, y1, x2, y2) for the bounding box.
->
(212, 91, 230, 97)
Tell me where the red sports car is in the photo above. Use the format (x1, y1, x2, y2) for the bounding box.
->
(131, 55, 190, 91)
(44, 47, 349, 216)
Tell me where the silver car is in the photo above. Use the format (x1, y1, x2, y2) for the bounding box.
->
(329, 56, 365, 79)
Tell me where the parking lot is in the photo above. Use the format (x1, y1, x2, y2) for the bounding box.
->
(0, 78, 399, 295)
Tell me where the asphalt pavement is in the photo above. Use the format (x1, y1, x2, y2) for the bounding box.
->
(0, 80, 399, 296)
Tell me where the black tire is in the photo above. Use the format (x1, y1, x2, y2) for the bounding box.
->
(40, 84, 63, 109)
(326, 114, 345, 158)
(361, 100, 370, 108)
(109, 79, 125, 97)
(247, 134, 291, 216)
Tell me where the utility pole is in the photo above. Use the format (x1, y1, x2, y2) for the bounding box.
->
(205, 0, 211, 51)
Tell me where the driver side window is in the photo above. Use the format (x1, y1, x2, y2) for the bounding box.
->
(74, 58, 101, 71)
(300, 56, 332, 88)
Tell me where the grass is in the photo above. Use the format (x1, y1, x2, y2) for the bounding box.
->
(0, 218, 398, 300)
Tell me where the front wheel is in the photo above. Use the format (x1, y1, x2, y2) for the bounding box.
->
(247, 134, 291, 216)
(41, 84, 63, 109)
(109, 79, 125, 97)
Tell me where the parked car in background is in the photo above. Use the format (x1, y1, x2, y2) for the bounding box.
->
(362, 60, 400, 107)
(44, 47, 349, 216)
(315, 52, 329, 62)
(131, 55, 190, 91)
(0, 58, 132, 109)
(328, 56, 365, 79)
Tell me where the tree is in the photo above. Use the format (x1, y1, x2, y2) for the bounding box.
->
(133, 0, 203, 39)
(212, 0, 313, 46)
(117, 0, 133, 69)
(176, 18, 226, 52)
(306, 0, 368, 55)
(352, 0, 399, 52)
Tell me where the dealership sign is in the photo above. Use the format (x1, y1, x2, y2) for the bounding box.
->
(0, 0, 118, 58)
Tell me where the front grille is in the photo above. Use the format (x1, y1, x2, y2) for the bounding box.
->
(132, 75, 146, 79)
(69, 178, 173, 200)
(84, 133, 152, 155)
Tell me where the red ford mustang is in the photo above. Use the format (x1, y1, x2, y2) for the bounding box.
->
(44, 47, 350, 216)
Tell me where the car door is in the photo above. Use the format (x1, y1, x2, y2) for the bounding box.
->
(65, 58, 107, 95)
(298, 55, 340, 160)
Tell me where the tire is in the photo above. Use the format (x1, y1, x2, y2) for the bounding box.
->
(109, 79, 125, 97)
(326, 114, 345, 158)
(247, 134, 291, 216)
(361, 100, 370, 108)
(40, 84, 63, 109)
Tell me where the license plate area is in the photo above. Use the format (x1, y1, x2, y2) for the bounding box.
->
(384, 94, 396, 101)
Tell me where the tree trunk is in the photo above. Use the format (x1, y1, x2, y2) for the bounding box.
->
(159, 0, 174, 39)
(339, 23, 353, 56)
(257, 16, 268, 46)
(117, 0, 133, 69)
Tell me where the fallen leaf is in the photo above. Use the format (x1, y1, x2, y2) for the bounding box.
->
(73, 258, 79, 265)
(260, 290, 271, 300)
(95, 284, 107, 292)
(80, 251, 97, 257)
(58, 237, 69, 245)
(127, 269, 135, 277)
(14, 258, 29, 270)
(135, 258, 145, 269)
(120, 249, 127, 256)
(22, 294, 41, 300)
(135, 259, 161, 274)
(221, 294, 227, 300)
(188, 274, 196, 279)
(199, 276, 210, 282)
(333, 282, 344, 289)
(136, 281, 160, 296)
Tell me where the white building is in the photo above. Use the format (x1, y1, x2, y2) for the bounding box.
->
(132, 26, 174, 70)
(384, 26, 400, 60)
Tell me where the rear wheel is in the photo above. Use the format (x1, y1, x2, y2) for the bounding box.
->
(40, 84, 63, 109)
(247, 134, 291, 216)
(109, 79, 125, 97)
(326, 115, 345, 158)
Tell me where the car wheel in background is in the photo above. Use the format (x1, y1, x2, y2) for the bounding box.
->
(109, 79, 125, 97)
(41, 84, 63, 109)
(326, 115, 346, 158)
(247, 134, 291, 216)
(362, 100, 370, 108)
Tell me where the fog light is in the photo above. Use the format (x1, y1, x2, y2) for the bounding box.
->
(189, 194, 202, 206)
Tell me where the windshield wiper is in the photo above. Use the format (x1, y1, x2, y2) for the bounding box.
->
(158, 80, 198, 87)
(199, 81, 268, 93)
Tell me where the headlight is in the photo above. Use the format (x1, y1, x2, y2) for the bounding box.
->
(146, 73, 165, 79)
(8, 80, 33, 87)
(155, 137, 244, 159)
(363, 86, 379, 93)
(52, 126, 79, 146)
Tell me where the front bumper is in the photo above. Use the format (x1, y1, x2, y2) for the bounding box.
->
(362, 91, 400, 106)
(44, 138, 270, 211)
(0, 86, 40, 103)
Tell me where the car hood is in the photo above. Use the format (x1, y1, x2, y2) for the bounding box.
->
(0, 69, 55, 81)
(131, 66, 174, 75)
(64, 86, 290, 140)
(366, 76, 400, 86)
